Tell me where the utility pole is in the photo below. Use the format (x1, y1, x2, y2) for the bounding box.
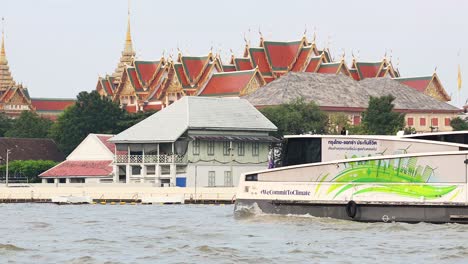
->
(5, 149, 11, 187)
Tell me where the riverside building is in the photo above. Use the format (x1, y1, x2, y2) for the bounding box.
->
(109, 97, 278, 187)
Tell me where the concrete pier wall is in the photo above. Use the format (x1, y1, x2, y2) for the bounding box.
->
(0, 184, 237, 202)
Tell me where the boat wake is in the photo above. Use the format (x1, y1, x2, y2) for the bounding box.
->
(233, 202, 264, 219)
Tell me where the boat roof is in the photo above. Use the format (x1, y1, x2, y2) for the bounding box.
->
(401, 131, 468, 138)
(283, 134, 468, 149)
(245, 149, 468, 175)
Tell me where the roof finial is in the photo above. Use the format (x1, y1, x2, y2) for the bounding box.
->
(434, 66, 438, 73)
(312, 26, 317, 44)
(303, 24, 307, 37)
(258, 27, 263, 43)
(124, 0, 133, 53)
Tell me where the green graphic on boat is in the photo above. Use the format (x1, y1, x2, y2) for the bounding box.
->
(327, 156, 457, 199)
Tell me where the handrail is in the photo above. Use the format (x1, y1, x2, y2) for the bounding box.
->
(115, 154, 187, 164)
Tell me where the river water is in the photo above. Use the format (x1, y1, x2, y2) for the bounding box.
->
(1, 204, 468, 264)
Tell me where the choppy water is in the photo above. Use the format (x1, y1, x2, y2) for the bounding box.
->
(1, 204, 468, 263)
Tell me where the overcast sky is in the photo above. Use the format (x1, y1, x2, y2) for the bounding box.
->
(2, 0, 468, 106)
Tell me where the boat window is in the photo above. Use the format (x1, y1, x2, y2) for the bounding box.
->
(411, 134, 468, 145)
(245, 174, 258, 181)
(282, 138, 321, 166)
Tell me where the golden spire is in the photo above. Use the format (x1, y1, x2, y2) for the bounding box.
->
(112, 1, 136, 82)
(124, 5, 133, 54)
(0, 17, 15, 90)
(0, 17, 6, 64)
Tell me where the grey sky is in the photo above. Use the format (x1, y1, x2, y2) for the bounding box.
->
(2, 0, 468, 106)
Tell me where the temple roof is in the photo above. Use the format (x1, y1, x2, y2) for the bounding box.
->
(198, 69, 260, 96)
(355, 61, 384, 79)
(180, 54, 211, 84)
(291, 46, 312, 72)
(234, 57, 253, 71)
(263, 40, 303, 72)
(243, 72, 460, 113)
(31, 98, 76, 112)
(394, 73, 451, 101)
(249, 47, 272, 77)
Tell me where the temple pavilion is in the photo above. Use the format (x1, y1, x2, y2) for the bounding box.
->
(96, 14, 451, 114)
(0, 28, 75, 119)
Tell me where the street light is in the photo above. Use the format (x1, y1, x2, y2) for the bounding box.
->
(5, 149, 11, 187)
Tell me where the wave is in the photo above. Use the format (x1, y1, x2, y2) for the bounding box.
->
(0, 243, 27, 251)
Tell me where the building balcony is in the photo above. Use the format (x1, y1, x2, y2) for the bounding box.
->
(115, 154, 187, 164)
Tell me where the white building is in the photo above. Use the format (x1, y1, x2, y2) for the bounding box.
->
(40, 134, 115, 184)
(109, 97, 278, 187)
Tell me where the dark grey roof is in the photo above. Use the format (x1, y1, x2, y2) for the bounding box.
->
(243, 72, 460, 112)
(0, 138, 65, 163)
(111, 97, 277, 143)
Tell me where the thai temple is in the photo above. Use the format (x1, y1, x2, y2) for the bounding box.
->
(96, 14, 451, 114)
(0, 26, 75, 119)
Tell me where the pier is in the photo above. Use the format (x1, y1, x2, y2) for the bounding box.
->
(0, 184, 237, 204)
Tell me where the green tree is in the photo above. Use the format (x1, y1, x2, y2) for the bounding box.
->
(0, 112, 14, 137)
(5, 111, 52, 138)
(50, 91, 126, 154)
(361, 95, 405, 135)
(260, 98, 328, 138)
(450, 117, 468, 131)
(0, 160, 57, 183)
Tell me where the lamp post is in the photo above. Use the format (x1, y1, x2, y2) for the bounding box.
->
(5, 149, 11, 187)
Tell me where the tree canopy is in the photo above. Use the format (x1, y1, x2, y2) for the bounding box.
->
(0, 160, 57, 183)
(260, 98, 328, 138)
(450, 117, 468, 131)
(0, 112, 14, 137)
(49, 91, 126, 154)
(5, 111, 53, 138)
(361, 95, 405, 135)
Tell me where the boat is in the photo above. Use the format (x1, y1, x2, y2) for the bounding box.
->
(234, 133, 468, 223)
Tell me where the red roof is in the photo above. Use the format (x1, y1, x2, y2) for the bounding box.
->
(1, 88, 15, 102)
(96, 135, 115, 154)
(32, 99, 75, 111)
(40, 160, 112, 177)
(264, 76, 275, 83)
(143, 103, 162, 111)
(174, 63, 191, 88)
(355, 62, 382, 79)
(181, 56, 209, 83)
(200, 70, 255, 96)
(249, 48, 272, 76)
(135, 61, 161, 87)
(263, 40, 302, 71)
(349, 69, 360, 80)
(291, 46, 312, 72)
(222, 64, 236, 72)
(304, 56, 322, 72)
(127, 67, 144, 91)
(317, 63, 341, 74)
(197, 63, 215, 87)
(101, 78, 114, 96)
(395, 77, 432, 93)
(125, 104, 138, 113)
(234, 58, 253, 71)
